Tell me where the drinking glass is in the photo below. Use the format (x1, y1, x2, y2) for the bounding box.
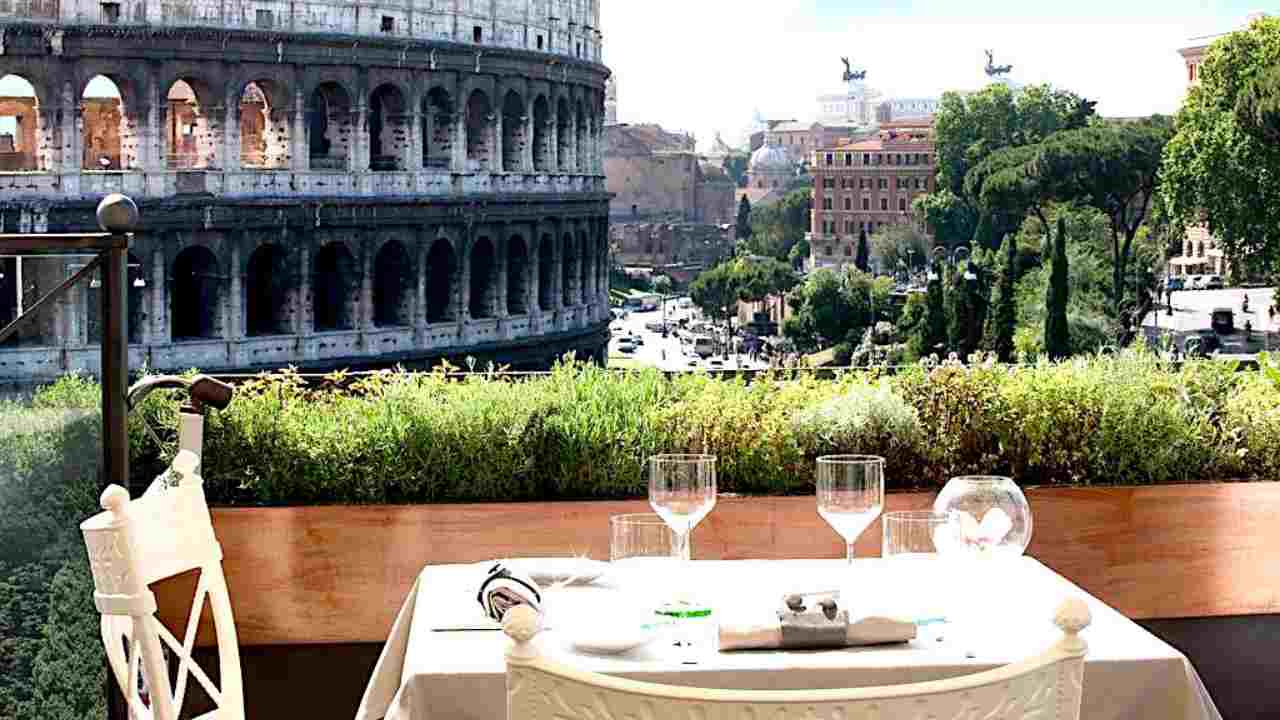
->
(882, 510, 958, 558)
(882, 511, 958, 634)
(816, 455, 884, 565)
(648, 454, 717, 562)
(609, 513, 712, 656)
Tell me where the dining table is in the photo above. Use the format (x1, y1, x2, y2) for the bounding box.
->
(355, 556, 1222, 720)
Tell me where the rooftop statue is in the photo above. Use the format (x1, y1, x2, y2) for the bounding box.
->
(841, 57, 867, 83)
(984, 49, 1013, 77)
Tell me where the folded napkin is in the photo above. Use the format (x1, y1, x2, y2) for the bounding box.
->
(719, 590, 916, 651)
(477, 563, 543, 622)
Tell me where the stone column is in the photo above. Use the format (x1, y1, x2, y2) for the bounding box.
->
(352, 104, 369, 171)
(548, 117, 559, 172)
(415, 238, 428, 337)
(522, 101, 535, 173)
(552, 233, 564, 311)
(528, 236, 541, 320)
(297, 243, 313, 335)
(223, 96, 241, 172)
(151, 247, 170, 345)
(409, 107, 425, 171)
(458, 235, 472, 339)
(204, 104, 226, 170)
(495, 229, 509, 319)
(493, 111, 504, 174)
(359, 243, 374, 329)
(228, 242, 243, 339)
(452, 112, 466, 171)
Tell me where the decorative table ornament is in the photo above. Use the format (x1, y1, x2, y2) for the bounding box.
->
(718, 590, 916, 651)
(477, 563, 543, 623)
(932, 476, 1032, 556)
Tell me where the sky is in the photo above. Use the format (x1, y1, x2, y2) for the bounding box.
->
(601, 0, 1273, 150)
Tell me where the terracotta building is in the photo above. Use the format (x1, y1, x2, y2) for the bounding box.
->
(605, 123, 734, 225)
(808, 120, 936, 271)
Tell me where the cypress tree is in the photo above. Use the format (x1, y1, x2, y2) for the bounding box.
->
(736, 195, 753, 241)
(992, 233, 1018, 363)
(1045, 217, 1071, 360)
(855, 230, 870, 272)
(924, 263, 949, 358)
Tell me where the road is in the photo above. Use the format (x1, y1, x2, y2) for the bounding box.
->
(607, 301, 770, 371)
(1141, 287, 1279, 353)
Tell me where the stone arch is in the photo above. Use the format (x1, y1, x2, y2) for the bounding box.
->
(79, 74, 134, 171)
(469, 236, 497, 319)
(556, 97, 572, 171)
(369, 83, 411, 172)
(307, 81, 354, 170)
(465, 89, 494, 169)
(422, 86, 455, 169)
(575, 98, 588, 172)
(425, 237, 458, 323)
(245, 243, 294, 336)
(237, 78, 292, 169)
(501, 90, 525, 172)
(164, 76, 216, 169)
(532, 95, 551, 172)
(538, 233, 555, 311)
(507, 235, 529, 316)
(561, 231, 577, 306)
(313, 241, 359, 331)
(373, 239, 413, 327)
(171, 245, 224, 340)
(85, 252, 147, 345)
(0, 74, 42, 172)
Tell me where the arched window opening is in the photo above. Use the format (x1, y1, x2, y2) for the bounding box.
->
(538, 235, 555, 311)
(171, 246, 223, 340)
(373, 240, 412, 327)
(81, 75, 132, 171)
(532, 96, 551, 172)
(240, 80, 291, 169)
(465, 90, 494, 170)
(166, 79, 211, 169)
(369, 84, 409, 172)
(575, 100, 588, 172)
(422, 87, 454, 169)
(245, 244, 293, 337)
(307, 82, 353, 170)
(501, 91, 525, 173)
(0, 74, 40, 171)
(469, 237, 497, 319)
(313, 242, 358, 331)
(426, 239, 457, 323)
(561, 233, 577, 306)
(556, 98, 572, 171)
(0, 255, 57, 346)
(507, 236, 529, 316)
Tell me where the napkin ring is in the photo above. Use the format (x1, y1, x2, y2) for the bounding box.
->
(477, 563, 543, 622)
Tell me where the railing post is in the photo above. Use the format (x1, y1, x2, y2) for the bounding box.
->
(95, 196, 136, 494)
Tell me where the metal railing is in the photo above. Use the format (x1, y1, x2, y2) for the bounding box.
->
(0, 195, 137, 495)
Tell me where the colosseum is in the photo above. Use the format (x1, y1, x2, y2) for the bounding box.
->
(0, 0, 611, 382)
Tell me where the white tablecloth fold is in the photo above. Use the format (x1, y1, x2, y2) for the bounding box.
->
(356, 558, 1222, 720)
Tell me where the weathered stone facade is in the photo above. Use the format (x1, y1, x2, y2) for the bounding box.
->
(609, 221, 732, 270)
(0, 0, 612, 380)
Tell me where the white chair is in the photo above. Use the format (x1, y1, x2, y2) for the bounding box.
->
(80, 451, 244, 720)
(504, 599, 1091, 720)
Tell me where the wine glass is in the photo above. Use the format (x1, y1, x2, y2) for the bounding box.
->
(816, 455, 884, 565)
(648, 454, 717, 562)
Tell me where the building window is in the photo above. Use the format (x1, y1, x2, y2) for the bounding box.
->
(845, 153, 853, 167)
(899, 198, 907, 212)
(878, 178, 888, 190)
(577, 42, 582, 58)
(862, 197, 870, 211)
(1189, 64, 1196, 83)
(897, 154, 903, 165)
(823, 198, 833, 210)
(381, 15, 395, 32)
(537, 35, 545, 50)
(881, 198, 888, 211)
(474, 25, 483, 42)
(256, 8, 274, 28)
(101, 1, 120, 22)
(875, 153, 882, 165)
(863, 153, 870, 165)
(914, 178, 922, 190)
(826, 153, 834, 166)
(822, 177, 835, 189)
(844, 245, 853, 257)
(825, 246, 833, 256)
(844, 197, 852, 210)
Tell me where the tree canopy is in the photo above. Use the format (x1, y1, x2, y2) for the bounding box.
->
(1161, 15, 1280, 277)
(783, 268, 892, 354)
(740, 188, 812, 262)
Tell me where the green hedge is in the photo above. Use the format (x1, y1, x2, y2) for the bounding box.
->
(71, 352, 1280, 506)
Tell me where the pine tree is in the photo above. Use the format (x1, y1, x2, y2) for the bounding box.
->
(992, 233, 1018, 363)
(1045, 217, 1072, 360)
(924, 264, 949, 358)
(735, 195, 753, 241)
(855, 230, 870, 272)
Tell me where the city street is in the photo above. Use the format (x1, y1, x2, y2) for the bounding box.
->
(607, 301, 769, 371)
(1141, 287, 1279, 353)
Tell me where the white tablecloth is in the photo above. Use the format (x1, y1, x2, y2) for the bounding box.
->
(356, 557, 1221, 720)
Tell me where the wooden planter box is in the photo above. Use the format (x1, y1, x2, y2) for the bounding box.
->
(159, 483, 1280, 647)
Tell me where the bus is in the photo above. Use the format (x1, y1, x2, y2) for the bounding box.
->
(623, 293, 661, 312)
(693, 335, 716, 358)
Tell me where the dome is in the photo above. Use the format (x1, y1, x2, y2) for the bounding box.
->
(750, 144, 792, 172)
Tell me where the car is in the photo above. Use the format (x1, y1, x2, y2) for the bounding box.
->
(616, 340, 636, 354)
(1164, 277, 1185, 292)
(707, 358, 725, 369)
(1187, 275, 1205, 290)
(630, 335, 644, 346)
(1204, 275, 1225, 290)
(1211, 308, 1235, 335)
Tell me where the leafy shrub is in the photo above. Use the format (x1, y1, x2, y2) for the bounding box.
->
(792, 380, 925, 488)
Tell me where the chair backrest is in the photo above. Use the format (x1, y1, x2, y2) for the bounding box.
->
(504, 598, 1091, 720)
(81, 451, 244, 720)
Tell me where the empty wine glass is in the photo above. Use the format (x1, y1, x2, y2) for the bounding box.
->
(648, 454, 717, 562)
(816, 455, 884, 565)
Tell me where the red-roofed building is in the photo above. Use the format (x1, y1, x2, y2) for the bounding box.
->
(808, 122, 936, 271)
